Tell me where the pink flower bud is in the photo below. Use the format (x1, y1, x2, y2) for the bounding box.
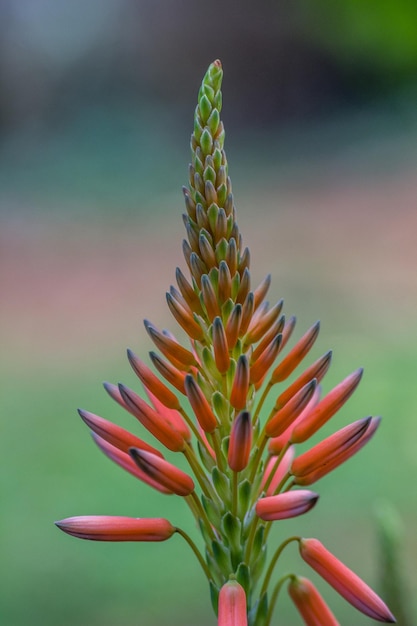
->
(299, 538, 395, 622)
(288, 576, 339, 625)
(256, 490, 318, 521)
(218, 580, 247, 626)
(55, 516, 175, 542)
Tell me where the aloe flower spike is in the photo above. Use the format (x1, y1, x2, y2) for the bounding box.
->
(56, 60, 395, 626)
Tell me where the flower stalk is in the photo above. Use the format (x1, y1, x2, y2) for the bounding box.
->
(56, 60, 396, 625)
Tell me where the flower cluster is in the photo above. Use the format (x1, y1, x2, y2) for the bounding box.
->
(56, 61, 395, 625)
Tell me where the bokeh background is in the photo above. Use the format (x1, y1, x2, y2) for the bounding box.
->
(2, 1, 417, 625)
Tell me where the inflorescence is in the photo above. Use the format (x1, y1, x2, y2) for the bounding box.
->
(56, 60, 395, 626)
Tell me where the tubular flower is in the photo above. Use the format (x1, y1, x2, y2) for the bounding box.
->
(228, 410, 252, 472)
(299, 538, 396, 622)
(256, 490, 319, 522)
(218, 580, 248, 626)
(57, 61, 395, 626)
(288, 576, 340, 626)
(55, 516, 176, 542)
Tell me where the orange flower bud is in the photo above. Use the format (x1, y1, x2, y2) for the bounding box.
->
(92, 434, 172, 494)
(256, 490, 318, 521)
(130, 449, 195, 496)
(246, 299, 283, 344)
(78, 409, 162, 457)
(118, 384, 186, 452)
(251, 314, 285, 362)
(291, 416, 372, 478)
(218, 260, 232, 302)
(253, 273, 271, 310)
(127, 349, 181, 409)
(271, 321, 320, 383)
(288, 576, 339, 625)
(266, 379, 317, 438)
(175, 266, 201, 313)
(239, 292, 254, 336)
(149, 351, 187, 394)
(166, 291, 204, 340)
(299, 538, 395, 622)
(228, 411, 252, 472)
(267, 386, 321, 455)
(55, 516, 175, 542)
(276, 350, 332, 409)
(250, 335, 282, 385)
(218, 580, 248, 626)
(144, 388, 191, 441)
(212, 316, 230, 373)
(144, 320, 197, 369)
(293, 416, 380, 486)
(225, 303, 242, 349)
(230, 355, 250, 411)
(279, 314, 296, 351)
(184, 374, 218, 432)
(225, 237, 238, 276)
(236, 267, 251, 305)
(201, 274, 221, 320)
(103, 381, 129, 410)
(291, 368, 363, 444)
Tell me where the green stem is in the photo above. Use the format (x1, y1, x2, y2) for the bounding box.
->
(232, 470, 238, 517)
(252, 380, 274, 427)
(175, 527, 213, 582)
(210, 428, 226, 472)
(244, 514, 260, 563)
(183, 442, 218, 501)
(188, 491, 216, 541)
(265, 573, 294, 626)
(249, 430, 268, 484)
(178, 407, 207, 447)
(260, 536, 299, 597)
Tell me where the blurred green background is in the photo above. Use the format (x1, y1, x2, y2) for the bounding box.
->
(1, 1, 417, 625)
